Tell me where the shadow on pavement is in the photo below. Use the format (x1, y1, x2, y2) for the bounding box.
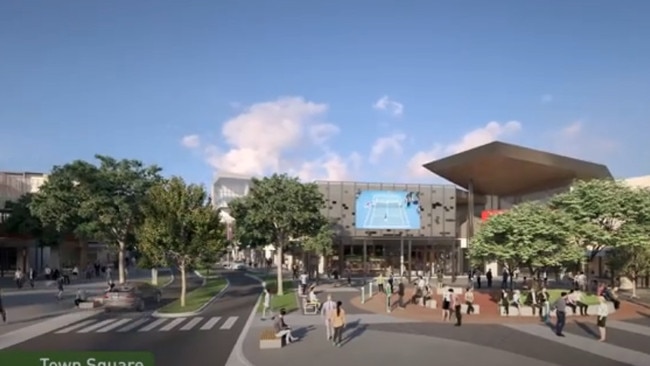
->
(575, 321, 598, 338)
(340, 319, 368, 346)
(294, 325, 316, 339)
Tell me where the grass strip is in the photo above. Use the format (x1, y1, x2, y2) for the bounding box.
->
(157, 277, 227, 313)
(256, 274, 299, 314)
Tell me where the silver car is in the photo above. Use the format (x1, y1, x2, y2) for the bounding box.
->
(103, 283, 162, 312)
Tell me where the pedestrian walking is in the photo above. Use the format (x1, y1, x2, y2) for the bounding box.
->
(0, 289, 6, 323)
(452, 289, 462, 326)
(321, 294, 336, 340)
(261, 288, 272, 320)
(442, 288, 452, 321)
(553, 292, 568, 337)
(28, 268, 35, 288)
(329, 301, 346, 347)
(597, 295, 608, 341)
(56, 276, 64, 300)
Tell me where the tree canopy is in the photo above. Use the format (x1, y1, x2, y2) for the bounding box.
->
(2, 193, 60, 246)
(230, 173, 328, 295)
(137, 176, 225, 307)
(549, 179, 636, 260)
(30, 155, 161, 283)
(469, 202, 584, 273)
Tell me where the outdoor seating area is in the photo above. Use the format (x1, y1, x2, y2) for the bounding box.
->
(302, 298, 318, 315)
(499, 301, 615, 317)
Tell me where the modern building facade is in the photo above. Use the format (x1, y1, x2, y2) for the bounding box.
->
(0, 171, 113, 272)
(318, 141, 614, 276)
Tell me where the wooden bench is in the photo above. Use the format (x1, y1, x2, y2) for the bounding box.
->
(302, 299, 319, 315)
(259, 328, 285, 349)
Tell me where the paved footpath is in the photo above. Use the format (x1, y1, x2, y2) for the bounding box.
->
(232, 286, 650, 366)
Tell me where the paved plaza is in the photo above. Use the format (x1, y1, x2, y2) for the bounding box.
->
(242, 312, 650, 366)
(235, 284, 650, 366)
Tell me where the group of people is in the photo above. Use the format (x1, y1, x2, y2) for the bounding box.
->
(262, 283, 348, 347)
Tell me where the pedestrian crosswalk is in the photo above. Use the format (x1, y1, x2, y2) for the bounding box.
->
(52, 315, 240, 334)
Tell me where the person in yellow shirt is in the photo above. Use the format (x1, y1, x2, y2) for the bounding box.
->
(329, 301, 346, 347)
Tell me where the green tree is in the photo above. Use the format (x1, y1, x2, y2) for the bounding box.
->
(230, 174, 327, 295)
(302, 224, 334, 256)
(469, 202, 584, 278)
(30, 156, 161, 283)
(550, 179, 633, 264)
(138, 177, 225, 307)
(2, 193, 61, 247)
(603, 187, 650, 296)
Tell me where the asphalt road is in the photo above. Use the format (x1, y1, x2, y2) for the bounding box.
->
(8, 270, 261, 366)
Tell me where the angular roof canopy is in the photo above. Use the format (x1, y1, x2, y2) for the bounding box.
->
(423, 141, 612, 196)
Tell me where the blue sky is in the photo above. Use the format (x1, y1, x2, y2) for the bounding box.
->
(1, 0, 649, 188)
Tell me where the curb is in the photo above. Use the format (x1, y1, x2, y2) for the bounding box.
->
(151, 270, 230, 318)
(225, 273, 263, 366)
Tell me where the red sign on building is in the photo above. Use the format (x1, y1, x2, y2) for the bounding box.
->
(481, 209, 506, 221)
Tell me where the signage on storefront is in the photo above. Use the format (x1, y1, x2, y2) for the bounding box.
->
(481, 209, 506, 221)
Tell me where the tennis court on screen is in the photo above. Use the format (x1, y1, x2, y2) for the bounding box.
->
(355, 190, 420, 230)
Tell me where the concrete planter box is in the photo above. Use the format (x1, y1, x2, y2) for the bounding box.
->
(499, 302, 615, 317)
(79, 301, 102, 309)
(260, 329, 285, 349)
(436, 287, 465, 295)
(419, 298, 437, 309)
(461, 304, 480, 315)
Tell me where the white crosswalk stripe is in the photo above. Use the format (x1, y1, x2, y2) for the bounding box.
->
(118, 318, 150, 332)
(78, 319, 117, 333)
(50, 315, 240, 334)
(159, 318, 185, 331)
(96, 318, 132, 333)
(139, 318, 167, 332)
(54, 320, 97, 334)
(180, 317, 203, 331)
(219, 316, 238, 330)
(200, 317, 221, 330)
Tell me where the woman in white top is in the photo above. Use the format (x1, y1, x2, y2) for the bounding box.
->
(597, 295, 609, 341)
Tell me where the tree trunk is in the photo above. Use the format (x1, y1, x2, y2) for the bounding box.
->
(118, 241, 126, 284)
(277, 244, 284, 296)
(180, 262, 187, 308)
(632, 273, 638, 298)
(151, 268, 158, 286)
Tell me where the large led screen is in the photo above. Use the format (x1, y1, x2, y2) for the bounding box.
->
(355, 190, 421, 230)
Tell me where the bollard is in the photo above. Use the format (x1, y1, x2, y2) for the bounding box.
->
(368, 282, 373, 298)
(361, 287, 366, 304)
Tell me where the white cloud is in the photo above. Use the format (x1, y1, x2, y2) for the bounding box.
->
(185, 96, 361, 181)
(294, 152, 362, 182)
(309, 123, 340, 145)
(541, 94, 554, 104)
(560, 120, 582, 138)
(373, 95, 404, 116)
(180, 134, 201, 149)
(369, 133, 406, 164)
(554, 120, 616, 158)
(407, 121, 522, 178)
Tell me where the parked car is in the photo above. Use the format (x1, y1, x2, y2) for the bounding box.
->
(229, 262, 245, 270)
(103, 282, 162, 312)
